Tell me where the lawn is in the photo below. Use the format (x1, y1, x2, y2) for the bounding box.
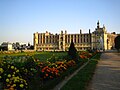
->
(0, 51, 67, 62)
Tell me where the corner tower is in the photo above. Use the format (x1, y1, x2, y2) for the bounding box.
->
(33, 32, 39, 50)
(92, 21, 107, 50)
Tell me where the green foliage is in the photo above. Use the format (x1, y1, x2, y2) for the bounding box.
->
(115, 35, 120, 52)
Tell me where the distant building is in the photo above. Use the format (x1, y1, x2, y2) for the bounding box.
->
(33, 21, 117, 51)
(1, 42, 13, 51)
(12, 42, 28, 50)
(0, 42, 32, 51)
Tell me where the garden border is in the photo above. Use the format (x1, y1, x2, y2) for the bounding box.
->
(53, 60, 90, 90)
(53, 53, 98, 90)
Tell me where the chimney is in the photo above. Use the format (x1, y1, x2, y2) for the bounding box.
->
(80, 29, 82, 34)
(65, 30, 67, 34)
(89, 29, 91, 34)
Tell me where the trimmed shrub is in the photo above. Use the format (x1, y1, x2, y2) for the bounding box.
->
(68, 40, 78, 62)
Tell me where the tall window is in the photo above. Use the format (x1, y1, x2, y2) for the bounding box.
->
(65, 35, 67, 43)
(71, 35, 73, 40)
(74, 35, 76, 43)
(43, 34, 45, 43)
(46, 36, 48, 43)
(50, 36, 51, 43)
(81, 35, 82, 43)
(41, 35, 42, 43)
(84, 38, 85, 42)
(68, 35, 70, 43)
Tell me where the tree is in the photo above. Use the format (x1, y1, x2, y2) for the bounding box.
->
(28, 42, 30, 46)
(0, 46, 2, 51)
(114, 35, 120, 52)
(68, 39, 78, 62)
(30, 45, 34, 50)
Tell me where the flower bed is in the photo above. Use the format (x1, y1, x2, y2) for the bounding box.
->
(0, 51, 98, 90)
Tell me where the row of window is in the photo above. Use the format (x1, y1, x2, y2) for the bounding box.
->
(38, 47, 91, 51)
(37, 34, 91, 44)
(65, 38, 91, 43)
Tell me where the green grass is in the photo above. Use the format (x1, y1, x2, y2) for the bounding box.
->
(33, 52, 67, 62)
(61, 53, 101, 90)
(0, 51, 49, 57)
(0, 51, 67, 62)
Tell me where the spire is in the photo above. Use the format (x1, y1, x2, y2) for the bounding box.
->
(103, 24, 105, 29)
(97, 20, 100, 28)
(103, 24, 106, 32)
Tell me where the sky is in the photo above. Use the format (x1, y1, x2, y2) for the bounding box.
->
(0, 0, 120, 45)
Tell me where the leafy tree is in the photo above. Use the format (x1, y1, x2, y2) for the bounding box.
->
(30, 45, 34, 50)
(1, 46, 7, 51)
(0, 46, 2, 51)
(68, 39, 78, 62)
(115, 35, 120, 52)
(28, 42, 30, 46)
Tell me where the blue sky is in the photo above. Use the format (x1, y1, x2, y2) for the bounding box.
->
(0, 0, 120, 45)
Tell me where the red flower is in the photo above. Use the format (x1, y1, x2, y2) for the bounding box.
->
(46, 74, 48, 77)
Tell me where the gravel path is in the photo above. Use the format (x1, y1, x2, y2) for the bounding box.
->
(88, 52, 120, 90)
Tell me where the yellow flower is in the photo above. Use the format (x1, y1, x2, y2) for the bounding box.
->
(20, 84, 24, 88)
(11, 66, 14, 69)
(0, 76, 2, 79)
(13, 84, 16, 87)
(14, 79, 19, 83)
(8, 65, 10, 68)
(3, 62, 6, 64)
(15, 67, 17, 70)
(12, 74, 15, 77)
(8, 74, 11, 78)
(16, 70, 19, 73)
(25, 82, 28, 85)
(13, 72, 16, 74)
(16, 76, 20, 79)
(6, 78, 9, 82)
(24, 80, 26, 83)
(0, 68, 4, 73)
